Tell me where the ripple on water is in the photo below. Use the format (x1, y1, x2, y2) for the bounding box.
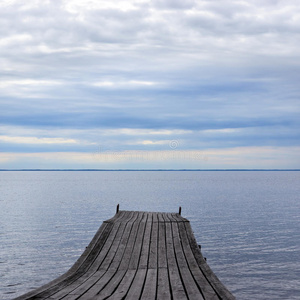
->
(0, 171, 299, 300)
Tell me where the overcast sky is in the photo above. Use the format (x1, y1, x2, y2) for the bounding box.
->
(1, 0, 299, 169)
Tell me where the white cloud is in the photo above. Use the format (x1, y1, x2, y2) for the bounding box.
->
(0, 136, 77, 144)
(91, 80, 158, 88)
(0, 79, 62, 88)
(135, 140, 169, 145)
(0, 33, 32, 47)
(2, 0, 299, 60)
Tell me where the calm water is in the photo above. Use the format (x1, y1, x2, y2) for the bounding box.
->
(0, 171, 299, 299)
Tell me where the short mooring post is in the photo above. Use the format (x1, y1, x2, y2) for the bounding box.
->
(116, 204, 120, 214)
(179, 206, 182, 215)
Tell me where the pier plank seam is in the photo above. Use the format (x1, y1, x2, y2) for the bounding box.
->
(14, 210, 235, 300)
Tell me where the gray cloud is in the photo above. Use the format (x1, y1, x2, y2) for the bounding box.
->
(1, 0, 300, 167)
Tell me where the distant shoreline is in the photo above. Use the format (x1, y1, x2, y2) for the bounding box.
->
(1, 169, 299, 171)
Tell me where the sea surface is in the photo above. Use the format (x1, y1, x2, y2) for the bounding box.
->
(0, 171, 299, 300)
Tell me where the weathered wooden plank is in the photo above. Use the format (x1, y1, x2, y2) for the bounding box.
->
(138, 213, 153, 269)
(161, 212, 171, 222)
(76, 270, 116, 299)
(123, 268, 147, 299)
(81, 212, 131, 273)
(48, 272, 104, 299)
(183, 221, 236, 300)
(164, 216, 188, 300)
(158, 220, 167, 269)
(140, 269, 157, 300)
(157, 268, 171, 300)
(104, 210, 126, 224)
(105, 270, 136, 300)
(165, 212, 177, 222)
(157, 212, 165, 223)
(56, 295, 78, 300)
(171, 212, 189, 222)
(171, 221, 205, 300)
(68, 270, 106, 297)
(118, 212, 145, 270)
(168, 267, 188, 300)
(148, 213, 158, 270)
(94, 270, 126, 299)
(100, 212, 135, 271)
(128, 213, 148, 270)
(108, 212, 140, 270)
(178, 221, 219, 300)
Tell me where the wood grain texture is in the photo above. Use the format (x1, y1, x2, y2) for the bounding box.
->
(14, 210, 235, 300)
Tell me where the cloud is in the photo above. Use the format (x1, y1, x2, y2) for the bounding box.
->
(1, 0, 300, 168)
(91, 80, 158, 88)
(0, 135, 78, 144)
(134, 140, 170, 145)
(0, 79, 62, 88)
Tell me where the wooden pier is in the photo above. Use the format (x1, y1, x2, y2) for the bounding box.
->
(15, 208, 235, 300)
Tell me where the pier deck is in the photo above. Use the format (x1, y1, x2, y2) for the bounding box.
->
(15, 210, 235, 300)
